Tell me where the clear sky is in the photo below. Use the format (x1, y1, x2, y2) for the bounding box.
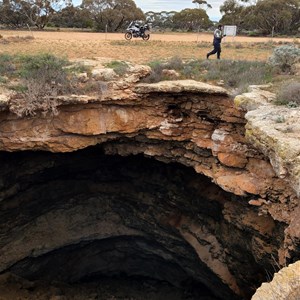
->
(133, 0, 223, 21)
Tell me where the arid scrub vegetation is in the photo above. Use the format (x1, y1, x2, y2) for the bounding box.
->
(142, 44, 300, 95)
(1, 53, 92, 116)
(143, 57, 274, 96)
(0, 43, 299, 117)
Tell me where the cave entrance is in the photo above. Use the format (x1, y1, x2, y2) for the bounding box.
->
(0, 146, 284, 299)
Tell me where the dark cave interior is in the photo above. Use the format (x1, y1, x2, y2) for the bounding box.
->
(0, 146, 286, 300)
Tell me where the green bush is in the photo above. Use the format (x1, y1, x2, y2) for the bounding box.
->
(268, 45, 300, 73)
(143, 56, 184, 83)
(66, 63, 91, 75)
(18, 54, 70, 91)
(142, 60, 165, 83)
(105, 60, 129, 76)
(164, 56, 183, 70)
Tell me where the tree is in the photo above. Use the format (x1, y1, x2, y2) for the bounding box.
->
(192, 0, 212, 9)
(0, 0, 28, 28)
(51, 5, 93, 28)
(145, 10, 175, 30)
(220, 0, 242, 16)
(81, 0, 145, 32)
(240, 0, 258, 4)
(172, 8, 212, 31)
(251, 0, 300, 34)
(17, 0, 72, 29)
(219, 0, 300, 35)
(0, 0, 72, 29)
(219, 0, 243, 27)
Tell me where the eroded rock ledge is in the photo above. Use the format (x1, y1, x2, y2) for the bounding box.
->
(252, 260, 300, 299)
(0, 62, 299, 299)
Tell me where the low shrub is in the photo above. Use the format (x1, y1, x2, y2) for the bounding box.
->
(0, 54, 17, 77)
(164, 56, 184, 70)
(8, 54, 73, 117)
(268, 45, 300, 73)
(275, 82, 300, 106)
(142, 57, 184, 83)
(9, 79, 59, 117)
(181, 61, 201, 79)
(105, 60, 129, 76)
(18, 53, 70, 92)
(142, 60, 165, 83)
(66, 63, 91, 75)
(79, 80, 109, 95)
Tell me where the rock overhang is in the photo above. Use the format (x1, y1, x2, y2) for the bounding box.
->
(0, 78, 298, 219)
(134, 79, 230, 96)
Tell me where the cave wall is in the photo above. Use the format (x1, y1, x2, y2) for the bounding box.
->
(0, 149, 286, 299)
(0, 79, 299, 299)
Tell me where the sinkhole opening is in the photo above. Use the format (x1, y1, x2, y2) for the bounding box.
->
(0, 145, 285, 300)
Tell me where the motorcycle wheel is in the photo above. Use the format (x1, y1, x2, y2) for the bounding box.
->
(125, 32, 132, 40)
(142, 34, 150, 41)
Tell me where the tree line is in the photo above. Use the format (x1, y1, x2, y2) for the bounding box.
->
(0, 0, 299, 35)
(220, 0, 300, 35)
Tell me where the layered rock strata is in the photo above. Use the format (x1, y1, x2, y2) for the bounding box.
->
(0, 64, 299, 299)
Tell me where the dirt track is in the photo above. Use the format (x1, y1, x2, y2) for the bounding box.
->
(0, 30, 298, 63)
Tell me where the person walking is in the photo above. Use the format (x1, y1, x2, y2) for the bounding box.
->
(206, 24, 226, 59)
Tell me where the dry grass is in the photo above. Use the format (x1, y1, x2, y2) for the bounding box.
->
(0, 35, 34, 44)
(0, 30, 298, 63)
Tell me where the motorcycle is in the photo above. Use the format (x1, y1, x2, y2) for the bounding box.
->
(124, 22, 151, 41)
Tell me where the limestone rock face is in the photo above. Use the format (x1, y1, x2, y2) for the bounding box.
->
(91, 68, 118, 81)
(134, 80, 229, 95)
(252, 261, 300, 300)
(0, 63, 299, 299)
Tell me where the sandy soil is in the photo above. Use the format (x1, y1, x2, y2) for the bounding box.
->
(0, 30, 298, 63)
(0, 30, 297, 43)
